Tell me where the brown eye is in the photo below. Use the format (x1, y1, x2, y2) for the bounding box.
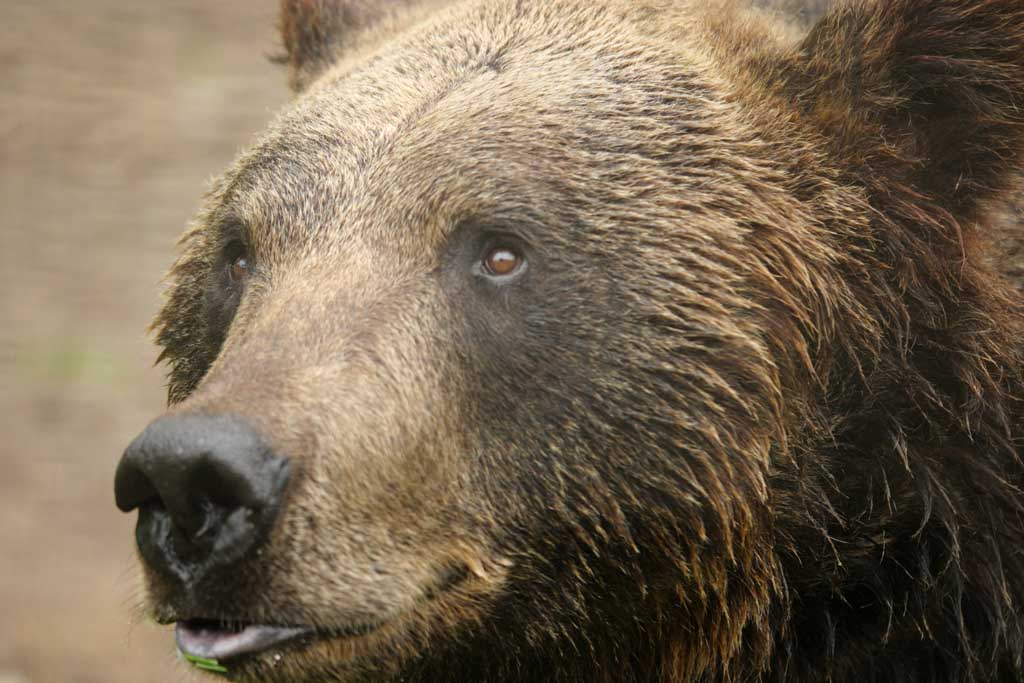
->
(229, 254, 250, 284)
(483, 246, 523, 277)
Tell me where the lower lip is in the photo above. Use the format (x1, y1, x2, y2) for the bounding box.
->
(175, 621, 314, 662)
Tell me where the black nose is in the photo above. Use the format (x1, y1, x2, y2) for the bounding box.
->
(114, 414, 291, 583)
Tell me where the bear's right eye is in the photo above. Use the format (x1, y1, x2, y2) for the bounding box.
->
(229, 254, 250, 284)
(223, 241, 251, 286)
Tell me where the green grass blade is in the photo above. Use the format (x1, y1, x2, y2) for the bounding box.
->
(181, 651, 229, 673)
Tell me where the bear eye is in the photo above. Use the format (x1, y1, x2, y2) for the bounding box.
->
(482, 246, 524, 278)
(229, 255, 250, 284)
(224, 242, 251, 285)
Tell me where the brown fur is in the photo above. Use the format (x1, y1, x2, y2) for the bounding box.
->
(992, 179, 1024, 289)
(135, 0, 1024, 681)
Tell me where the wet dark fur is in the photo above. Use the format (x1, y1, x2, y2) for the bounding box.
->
(140, 0, 1024, 681)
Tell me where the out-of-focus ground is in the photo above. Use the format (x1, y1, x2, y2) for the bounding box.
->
(0, 2, 285, 681)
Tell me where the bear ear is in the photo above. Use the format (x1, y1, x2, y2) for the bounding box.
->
(278, 0, 439, 92)
(784, 0, 1024, 223)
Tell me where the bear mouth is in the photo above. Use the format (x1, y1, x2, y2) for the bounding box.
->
(171, 564, 475, 666)
(175, 619, 316, 663)
(174, 610, 401, 663)
(175, 618, 384, 664)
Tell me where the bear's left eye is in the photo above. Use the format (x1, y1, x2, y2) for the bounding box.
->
(482, 246, 525, 278)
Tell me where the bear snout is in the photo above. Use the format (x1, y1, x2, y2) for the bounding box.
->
(114, 413, 292, 585)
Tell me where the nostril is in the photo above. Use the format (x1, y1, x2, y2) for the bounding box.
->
(113, 458, 161, 513)
(191, 455, 270, 511)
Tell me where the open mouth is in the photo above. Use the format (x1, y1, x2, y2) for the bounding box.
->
(174, 616, 390, 671)
(175, 619, 314, 666)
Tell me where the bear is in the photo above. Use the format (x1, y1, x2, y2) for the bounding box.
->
(113, 0, 1024, 681)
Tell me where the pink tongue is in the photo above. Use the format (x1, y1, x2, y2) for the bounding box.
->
(176, 622, 311, 661)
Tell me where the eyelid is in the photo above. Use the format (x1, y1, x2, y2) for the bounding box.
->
(223, 239, 248, 260)
(477, 230, 528, 256)
(215, 214, 252, 254)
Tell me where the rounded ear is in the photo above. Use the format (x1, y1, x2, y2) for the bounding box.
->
(780, 0, 1024, 224)
(277, 0, 447, 92)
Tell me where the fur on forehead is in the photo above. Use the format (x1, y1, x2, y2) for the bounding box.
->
(278, 0, 457, 91)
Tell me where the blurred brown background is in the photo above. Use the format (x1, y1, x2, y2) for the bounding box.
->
(0, 2, 286, 681)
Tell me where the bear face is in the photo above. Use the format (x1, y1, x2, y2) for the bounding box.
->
(115, 1, 1024, 681)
